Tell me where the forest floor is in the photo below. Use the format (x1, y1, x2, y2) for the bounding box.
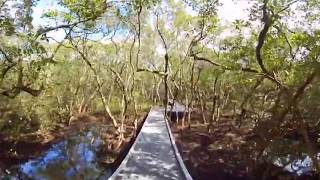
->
(0, 111, 146, 172)
(172, 110, 319, 180)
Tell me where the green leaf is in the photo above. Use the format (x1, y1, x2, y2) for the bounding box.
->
(42, 10, 59, 18)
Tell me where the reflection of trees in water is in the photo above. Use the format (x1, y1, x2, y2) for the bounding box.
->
(18, 127, 110, 180)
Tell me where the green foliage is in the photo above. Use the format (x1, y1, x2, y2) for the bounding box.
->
(132, 0, 160, 10)
(42, 10, 59, 19)
(60, 0, 106, 19)
(0, 2, 320, 167)
(0, 18, 15, 35)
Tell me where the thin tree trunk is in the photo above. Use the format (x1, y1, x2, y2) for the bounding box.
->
(156, 78, 162, 103)
(156, 14, 169, 120)
(71, 42, 118, 128)
(187, 60, 195, 128)
(151, 75, 156, 102)
(198, 90, 206, 124)
(182, 93, 188, 128)
(216, 92, 221, 123)
(209, 74, 220, 132)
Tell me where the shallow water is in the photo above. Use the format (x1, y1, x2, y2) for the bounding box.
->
(3, 127, 112, 180)
(274, 154, 314, 175)
(267, 138, 319, 175)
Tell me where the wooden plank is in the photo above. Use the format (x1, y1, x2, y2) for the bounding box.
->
(109, 106, 192, 180)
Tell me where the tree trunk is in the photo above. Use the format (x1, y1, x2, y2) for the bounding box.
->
(208, 74, 219, 132)
(187, 60, 196, 128)
(198, 90, 206, 124)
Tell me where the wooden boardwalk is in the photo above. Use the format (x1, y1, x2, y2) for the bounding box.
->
(109, 104, 192, 180)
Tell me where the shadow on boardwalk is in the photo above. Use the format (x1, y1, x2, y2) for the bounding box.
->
(109, 108, 190, 180)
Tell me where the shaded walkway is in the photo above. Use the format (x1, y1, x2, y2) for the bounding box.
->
(109, 105, 192, 180)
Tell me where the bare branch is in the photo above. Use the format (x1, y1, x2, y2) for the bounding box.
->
(293, 71, 317, 103)
(35, 17, 96, 39)
(283, 32, 295, 60)
(136, 4, 143, 67)
(156, 12, 170, 113)
(0, 0, 8, 10)
(192, 54, 259, 73)
(137, 68, 167, 76)
(1, 62, 17, 79)
(0, 46, 12, 63)
(256, 0, 272, 75)
(1, 67, 44, 98)
(277, 0, 301, 14)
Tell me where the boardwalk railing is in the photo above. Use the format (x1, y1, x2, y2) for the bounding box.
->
(109, 104, 192, 180)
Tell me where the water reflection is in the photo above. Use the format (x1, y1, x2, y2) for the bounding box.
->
(9, 127, 111, 180)
(274, 154, 314, 175)
(267, 138, 318, 176)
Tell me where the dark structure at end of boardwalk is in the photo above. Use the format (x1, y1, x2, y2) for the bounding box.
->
(108, 103, 192, 180)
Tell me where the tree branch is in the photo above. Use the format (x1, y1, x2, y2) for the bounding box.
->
(256, 0, 272, 75)
(35, 17, 96, 38)
(0, 46, 12, 63)
(0, 0, 8, 10)
(137, 68, 167, 76)
(192, 54, 260, 73)
(156, 12, 170, 113)
(1, 68, 44, 98)
(277, 0, 301, 14)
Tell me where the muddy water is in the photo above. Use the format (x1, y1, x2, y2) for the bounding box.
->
(3, 127, 112, 180)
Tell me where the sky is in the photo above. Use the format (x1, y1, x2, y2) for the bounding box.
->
(32, 0, 66, 41)
(218, 0, 253, 23)
(31, 0, 253, 42)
